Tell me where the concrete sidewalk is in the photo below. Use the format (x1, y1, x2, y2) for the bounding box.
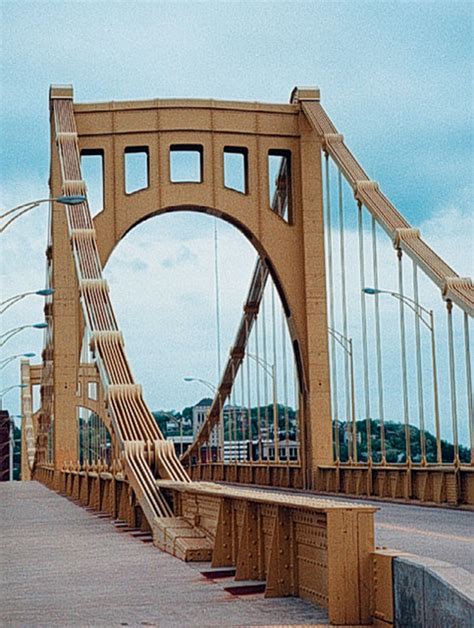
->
(0, 482, 328, 627)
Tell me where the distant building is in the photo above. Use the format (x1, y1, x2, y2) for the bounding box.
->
(192, 397, 213, 437)
(192, 399, 248, 451)
(262, 439, 299, 462)
(191, 400, 299, 463)
(167, 434, 194, 457)
(192, 397, 220, 447)
(0, 410, 10, 481)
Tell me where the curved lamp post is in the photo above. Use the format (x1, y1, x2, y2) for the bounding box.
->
(0, 352, 36, 370)
(184, 377, 220, 458)
(327, 327, 357, 463)
(0, 322, 48, 348)
(0, 384, 27, 410)
(1, 289, 54, 315)
(183, 376, 217, 395)
(247, 352, 278, 460)
(0, 195, 86, 233)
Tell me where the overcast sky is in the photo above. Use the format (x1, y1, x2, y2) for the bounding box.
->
(1, 1, 472, 429)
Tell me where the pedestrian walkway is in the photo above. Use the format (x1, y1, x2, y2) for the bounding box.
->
(0, 482, 329, 627)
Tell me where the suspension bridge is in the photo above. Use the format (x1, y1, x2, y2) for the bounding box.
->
(1, 85, 473, 626)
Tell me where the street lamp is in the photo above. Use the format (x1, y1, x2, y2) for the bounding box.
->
(0, 384, 27, 397)
(363, 287, 440, 465)
(0, 352, 36, 370)
(247, 352, 278, 461)
(328, 328, 357, 463)
(0, 195, 86, 233)
(0, 322, 48, 348)
(1, 289, 54, 315)
(183, 377, 217, 394)
(362, 288, 433, 327)
(184, 377, 220, 460)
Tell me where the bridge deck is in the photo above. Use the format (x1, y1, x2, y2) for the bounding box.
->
(1, 482, 329, 627)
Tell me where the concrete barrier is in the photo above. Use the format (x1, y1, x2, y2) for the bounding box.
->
(393, 554, 474, 627)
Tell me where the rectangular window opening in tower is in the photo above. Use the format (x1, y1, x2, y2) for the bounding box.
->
(224, 146, 248, 194)
(81, 149, 104, 217)
(170, 145, 203, 183)
(124, 147, 149, 194)
(268, 150, 292, 223)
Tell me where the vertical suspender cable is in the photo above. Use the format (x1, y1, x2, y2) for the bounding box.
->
(430, 309, 442, 464)
(94, 413, 98, 462)
(214, 219, 222, 381)
(464, 313, 473, 465)
(91, 413, 95, 462)
(97, 415, 100, 463)
(103, 420, 107, 464)
(358, 202, 371, 462)
(325, 155, 339, 461)
(218, 395, 224, 464)
(338, 170, 351, 461)
(96, 414, 100, 463)
(241, 360, 246, 459)
(214, 219, 222, 464)
(281, 307, 289, 464)
(271, 283, 279, 462)
(77, 412, 80, 464)
(92, 413, 96, 463)
(101, 419, 104, 464)
(446, 301, 459, 464)
(88, 413, 91, 464)
(83, 412, 86, 464)
(230, 364, 237, 464)
(254, 322, 262, 461)
(98, 417, 102, 463)
(372, 216, 385, 463)
(232, 369, 240, 463)
(262, 280, 270, 458)
(246, 319, 253, 464)
(349, 338, 358, 462)
(397, 250, 411, 463)
(413, 263, 426, 464)
(294, 366, 300, 463)
(81, 412, 85, 464)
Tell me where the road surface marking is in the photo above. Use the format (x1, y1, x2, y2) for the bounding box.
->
(378, 523, 473, 544)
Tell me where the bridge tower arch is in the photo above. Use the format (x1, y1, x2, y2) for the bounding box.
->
(47, 85, 331, 488)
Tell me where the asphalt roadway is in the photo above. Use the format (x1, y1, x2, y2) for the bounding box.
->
(365, 495, 473, 572)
